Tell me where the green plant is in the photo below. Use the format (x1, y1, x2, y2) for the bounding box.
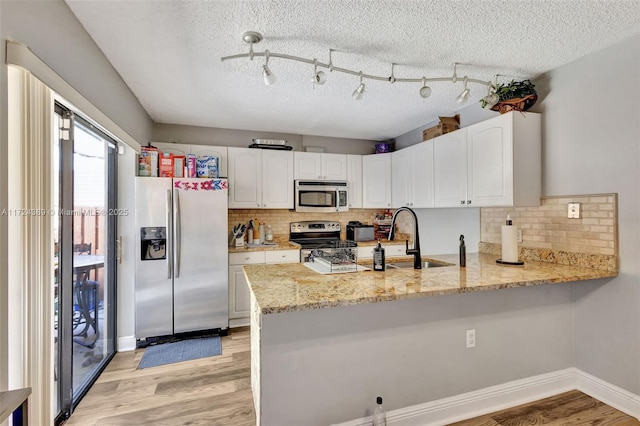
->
(480, 79, 537, 108)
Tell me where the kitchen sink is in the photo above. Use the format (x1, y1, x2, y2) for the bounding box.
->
(386, 260, 452, 269)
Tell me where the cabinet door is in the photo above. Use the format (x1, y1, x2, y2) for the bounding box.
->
(467, 113, 513, 207)
(228, 265, 251, 319)
(228, 147, 262, 208)
(411, 141, 435, 208)
(433, 129, 468, 208)
(294, 152, 323, 180)
(190, 145, 228, 178)
(322, 154, 347, 180)
(391, 149, 411, 207)
(362, 153, 392, 208)
(151, 142, 191, 157)
(262, 150, 294, 208)
(346, 155, 363, 208)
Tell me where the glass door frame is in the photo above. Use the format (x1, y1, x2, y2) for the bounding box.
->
(54, 101, 118, 424)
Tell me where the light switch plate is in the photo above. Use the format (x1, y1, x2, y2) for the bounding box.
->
(568, 202, 581, 219)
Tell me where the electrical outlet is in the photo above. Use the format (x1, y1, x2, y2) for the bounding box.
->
(466, 329, 476, 348)
(517, 229, 523, 243)
(568, 202, 581, 219)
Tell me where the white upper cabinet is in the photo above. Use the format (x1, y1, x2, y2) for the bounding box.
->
(294, 152, 347, 180)
(261, 150, 294, 208)
(190, 145, 228, 178)
(433, 129, 469, 208)
(228, 147, 294, 209)
(467, 112, 541, 207)
(151, 142, 190, 157)
(391, 141, 434, 208)
(433, 111, 541, 208)
(362, 153, 392, 208)
(346, 154, 363, 208)
(151, 142, 228, 178)
(228, 147, 262, 208)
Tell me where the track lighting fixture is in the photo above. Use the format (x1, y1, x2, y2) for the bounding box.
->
(222, 31, 499, 103)
(481, 79, 500, 108)
(262, 50, 276, 86)
(312, 59, 326, 86)
(456, 76, 470, 104)
(352, 72, 365, 100)
(419, 77, 432, 99)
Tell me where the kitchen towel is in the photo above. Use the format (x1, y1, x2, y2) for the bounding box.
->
(137, 336, 221, 369)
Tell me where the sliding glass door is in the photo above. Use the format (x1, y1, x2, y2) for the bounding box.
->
(53, 102, 117, 423)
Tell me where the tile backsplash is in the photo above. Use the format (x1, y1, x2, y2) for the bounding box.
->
(480, 194, 618, 256)
(228, 208, 396, 240)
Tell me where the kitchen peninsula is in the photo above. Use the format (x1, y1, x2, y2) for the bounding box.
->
(246, 253, 617, 425)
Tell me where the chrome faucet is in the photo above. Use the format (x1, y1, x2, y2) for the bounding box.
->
(389, 207, 422, 269)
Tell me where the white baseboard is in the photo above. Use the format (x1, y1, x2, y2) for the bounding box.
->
(333, 368, 640, 426)
(576, 369, 640, 420)
(229, 317, 250, 328)
(117, 335, 137, 352)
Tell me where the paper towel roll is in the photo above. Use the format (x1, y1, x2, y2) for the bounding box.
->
(501, 225, 519, 263)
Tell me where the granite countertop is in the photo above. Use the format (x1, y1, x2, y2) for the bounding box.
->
(228, 235, 300, 253)
(243, 252, 618, 315)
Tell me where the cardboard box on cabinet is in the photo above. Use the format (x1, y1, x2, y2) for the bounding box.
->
(422, 114, 460, 141)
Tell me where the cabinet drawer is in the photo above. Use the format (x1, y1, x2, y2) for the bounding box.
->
(265, 250, 300, 264)
(357, 246, 374, 259)
(229, 251, 266, 265)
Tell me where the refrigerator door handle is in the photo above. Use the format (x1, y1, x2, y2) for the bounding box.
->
(166, 189, 172, 279)
(173, 188, 181, 278)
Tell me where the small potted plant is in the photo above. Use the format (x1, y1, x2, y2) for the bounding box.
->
(481, 79, 537, 114)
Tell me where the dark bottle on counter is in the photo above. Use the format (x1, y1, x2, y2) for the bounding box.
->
(459, 234, 466, 267)
(372, 396, 386, 426)
(373, 241, 385, 271)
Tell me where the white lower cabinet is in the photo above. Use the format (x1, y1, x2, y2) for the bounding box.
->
(228, 249, 299, 326)
(357, 243, 406, 259)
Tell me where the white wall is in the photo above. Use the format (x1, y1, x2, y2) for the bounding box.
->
(541, 35, 640, 394)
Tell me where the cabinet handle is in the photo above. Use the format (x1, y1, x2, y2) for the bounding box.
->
(467, 200, 471, 204)
(460, 200, 465, 205)
(257, 203, 260, 207)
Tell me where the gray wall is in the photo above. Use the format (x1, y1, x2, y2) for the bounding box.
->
(261, 284, 575, 424)
(152, 123, 378, 155)
(394, 34, 640, 397)
(0, 0, 153, 388)
(542, 35, 640, 393)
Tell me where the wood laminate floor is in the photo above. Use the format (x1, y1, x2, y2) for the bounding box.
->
(67, 327, 638, 426)
(449, 389, 640, 426)
(66, 326, 255, 426)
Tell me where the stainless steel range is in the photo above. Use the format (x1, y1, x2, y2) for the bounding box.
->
(290, 221, 364, 273)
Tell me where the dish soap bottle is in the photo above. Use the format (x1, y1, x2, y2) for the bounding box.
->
(373, 241, 385, 271)
(373, 396, 386, 426)
(265, 225, 273, 242)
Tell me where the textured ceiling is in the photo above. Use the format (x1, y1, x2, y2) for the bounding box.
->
(65, 0, 640, 141)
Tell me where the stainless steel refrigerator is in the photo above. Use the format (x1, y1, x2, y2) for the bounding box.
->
(135, 177, 228, 340)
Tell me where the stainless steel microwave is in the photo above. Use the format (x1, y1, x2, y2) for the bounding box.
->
(294, 180, 349, 212)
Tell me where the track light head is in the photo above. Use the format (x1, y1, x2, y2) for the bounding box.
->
(352, 83, 365, 100)
(419, 77, 431, 98)
(263, 64, 276, 85)
(262, 50, 276, 85)
(312, 60, 326, 85)
(352, 72, 365, 100)
(456, 76, 469, 104)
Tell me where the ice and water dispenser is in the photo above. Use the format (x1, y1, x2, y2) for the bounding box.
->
(140, 227, 167, 261)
